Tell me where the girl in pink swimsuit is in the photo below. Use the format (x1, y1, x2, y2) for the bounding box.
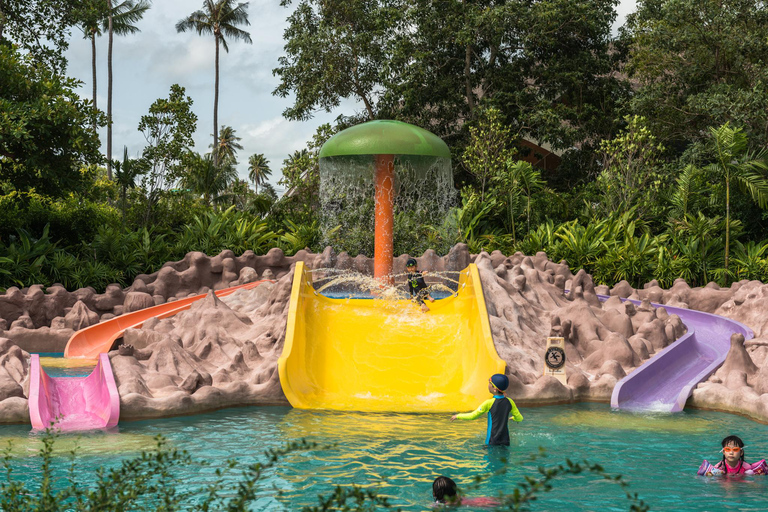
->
(698, 435, 768, 476)
(432, 476, 500, 508)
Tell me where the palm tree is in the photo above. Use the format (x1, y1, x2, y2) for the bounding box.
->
(280, 149, 311, 196)
(78, 0, 150, 133)
(179, 151, 238, 206)
(76, 0, 103, 131)
(213, 125, 243, 164)
(222, 177, 251, 209)
(102, 0, 151, 179)
(176, 0, 252, 164)
(668, 164, 702, 220)
(247, 153, 271, 192)
(491, 160, 545, 241)
(703, 123, 768, 277)
(106, 0, 113, 178)
(508, 160, 545, 234)
(113, 146, 148, 217)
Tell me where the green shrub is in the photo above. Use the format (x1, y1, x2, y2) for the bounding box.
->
(0, 191, 120, 250)
(175, 206, 277, 257)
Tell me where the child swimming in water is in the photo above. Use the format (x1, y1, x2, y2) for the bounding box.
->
(697, 435, 768, 476)
(450, 374, 523, 446)
(432, 476, 499, 508)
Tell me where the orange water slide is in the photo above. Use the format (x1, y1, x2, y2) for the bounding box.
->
(64, 281, 268, 359)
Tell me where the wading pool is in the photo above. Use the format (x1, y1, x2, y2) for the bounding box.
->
(2, 403, 766, 510)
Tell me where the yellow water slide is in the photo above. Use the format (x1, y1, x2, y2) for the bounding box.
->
(278, 262, 505, 412)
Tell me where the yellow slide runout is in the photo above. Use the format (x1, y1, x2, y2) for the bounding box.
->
(278, 262, 505, 413)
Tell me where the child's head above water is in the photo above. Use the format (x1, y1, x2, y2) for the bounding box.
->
(406, 258, 418, 271)
(488, 374, 509, 394)
(721, 435, 745, 466)
(432, 476, 458, 503)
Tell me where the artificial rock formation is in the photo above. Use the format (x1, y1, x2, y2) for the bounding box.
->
(0, 338, 30, 423)
(101, 247, 687, 418)
(474, 252, 685, 405)
(586, 276, 768, 421)
(2, 243, 768, 423)
(0, 248, 320, 333)
(109, 281, 288, 419)
(688, 282, 768, 421)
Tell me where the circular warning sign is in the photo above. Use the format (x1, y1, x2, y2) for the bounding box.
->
(545, 346, 566, 370)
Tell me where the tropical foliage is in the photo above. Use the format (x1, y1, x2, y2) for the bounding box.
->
(176, 0, 252, 158)
(624, 0, 768, 149)
(699, 123, 768, 271)
(0, 46, 104, 197)
(3, 0, 768, 294)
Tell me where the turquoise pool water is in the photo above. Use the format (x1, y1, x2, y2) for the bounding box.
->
(37, 353, 95, 377)
(2, 403, 767, 510)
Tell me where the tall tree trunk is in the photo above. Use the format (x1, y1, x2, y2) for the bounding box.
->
(359, 91, 374, 120)
(213, 35, 220, 166)
(527, 193, 531, 233)
(464, 44, 475, 115)
(462, 0, 475, 114)
(509, 192, 516, 243)
(106, 0, 114, 180)
(91, 31, 97, 131)
(725, 176, 730, 281)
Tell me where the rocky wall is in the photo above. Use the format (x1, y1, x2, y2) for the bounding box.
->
(1, 244, 767, 423)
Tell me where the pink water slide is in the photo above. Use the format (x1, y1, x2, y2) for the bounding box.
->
(32, 280, 268, 430)
(29, 353, 120, 431)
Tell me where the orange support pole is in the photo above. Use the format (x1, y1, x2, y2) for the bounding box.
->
(374, 154, 395, 283)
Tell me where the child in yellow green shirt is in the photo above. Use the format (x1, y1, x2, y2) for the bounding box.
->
(450, 374, 523, 446)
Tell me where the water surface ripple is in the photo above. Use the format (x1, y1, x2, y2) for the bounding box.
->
(1, 403, 766, 510)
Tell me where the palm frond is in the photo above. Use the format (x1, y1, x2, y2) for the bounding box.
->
(735, 168, 768, 209)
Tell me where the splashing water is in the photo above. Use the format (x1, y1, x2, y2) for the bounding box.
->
(318, 155, 456, 256)
(309, 268, 460, 300)
(313, 271, 409, 300)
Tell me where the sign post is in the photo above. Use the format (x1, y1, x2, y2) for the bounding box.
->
(543, 337, 567, 385)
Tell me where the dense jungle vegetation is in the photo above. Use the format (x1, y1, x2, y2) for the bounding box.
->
(2, 0, 768, 292)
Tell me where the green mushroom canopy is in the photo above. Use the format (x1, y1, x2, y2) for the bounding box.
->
(316, 120, 455, 259)
(319, 120, 451, 158)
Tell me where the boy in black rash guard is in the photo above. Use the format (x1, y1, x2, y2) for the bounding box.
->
(405, 258, 434, 312)
(450, 374, 523, 446)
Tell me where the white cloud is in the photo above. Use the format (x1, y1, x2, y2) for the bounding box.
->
(149, 38, 214, 81)
(614, 0, 637, 32)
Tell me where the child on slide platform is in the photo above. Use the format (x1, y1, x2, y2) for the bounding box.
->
(450, 374, 523, 446)
(698, 435, 768, 476)
(405, 258, 435, 312)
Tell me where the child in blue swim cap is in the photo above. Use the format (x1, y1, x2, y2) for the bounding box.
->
(450, 374, 523, 446)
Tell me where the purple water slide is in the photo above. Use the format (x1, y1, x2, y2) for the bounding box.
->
(608, 295, 753, 412)
(29, 354, 120, 431)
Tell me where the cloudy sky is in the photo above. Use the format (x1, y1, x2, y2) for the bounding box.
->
(64, 0, 637, 194)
